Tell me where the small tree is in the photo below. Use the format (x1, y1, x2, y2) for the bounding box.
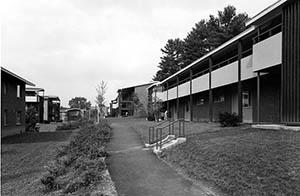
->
(68, 97, 91, 110)
(132, 93, 146, 117)
(148, 98, 163, 122)
(95, 81, 107, 117)
(25, 106, 38, 132)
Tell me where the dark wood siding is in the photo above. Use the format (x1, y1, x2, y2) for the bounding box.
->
(281, 0, 300, 124)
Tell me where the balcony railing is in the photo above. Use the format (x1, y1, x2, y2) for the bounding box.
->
(253, 23, 282, 44)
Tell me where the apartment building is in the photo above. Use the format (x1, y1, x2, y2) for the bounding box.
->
(1, 67, 35, 137)
(112, 82, 155, 117)
(155, 0, 299, 125)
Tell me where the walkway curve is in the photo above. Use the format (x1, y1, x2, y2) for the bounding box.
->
(106, 119, 213, 196)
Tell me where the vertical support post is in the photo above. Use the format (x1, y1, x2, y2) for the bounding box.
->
(176, 76, 179, 120)
(149, 127, 151, 144)
(238, 41, 243, 122)
(152, 127, 154, 144)
(166, 82, 169, 120)
(169, 123, 171, 135)
(159, 128, 162, 149)
(189, 69, 193, 121)
(172, 122, 175, 137)
(178, 120, 181, 137)
(156, 128, 158, 149)
(183, 120, 185, 137)
(118, 89, 122, 117)
(209, 58, 213, 122)
(257, 71, 261, 123)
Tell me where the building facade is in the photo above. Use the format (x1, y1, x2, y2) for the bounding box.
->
(43, 96, 61, 123)
(1, 67, 35, 137)
(25, 87, 45, 123)
(156, 0, 300, 125)
(112, 82, 155, 117)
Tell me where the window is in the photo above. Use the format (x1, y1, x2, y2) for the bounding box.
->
(197, 98, 205, 105)
(214, 94, 225, 103)
(4, 110, 8, 126)
(17, 85, 21, 98)
(3, 82, 7, 95)
(243, 91, 251, 107)
(16, 111, 21, 125)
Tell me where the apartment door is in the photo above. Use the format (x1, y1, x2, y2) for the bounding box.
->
(242, 91, 253, 123)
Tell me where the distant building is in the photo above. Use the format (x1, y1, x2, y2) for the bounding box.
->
(25, 87, 45, 123)
(1, 67, 35, 137)
(111, 82, 156, 117)
(66, 108, 83, 121)
(43, 96, 60, 123)
(59, 107, 68, 122)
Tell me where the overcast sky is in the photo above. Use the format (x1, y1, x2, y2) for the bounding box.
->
(1, 0, 276, 107)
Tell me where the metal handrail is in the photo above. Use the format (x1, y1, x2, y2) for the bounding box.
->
(148, 119, 170, 144)
(149, 118, 186, 149)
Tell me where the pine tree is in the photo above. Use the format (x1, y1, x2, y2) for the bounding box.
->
(153, 5, 248, 80)
(153, 38, 184, 81)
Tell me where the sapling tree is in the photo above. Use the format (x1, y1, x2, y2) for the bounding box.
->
(95, 81, 107, 118)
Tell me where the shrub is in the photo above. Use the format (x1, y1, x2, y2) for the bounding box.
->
(25, 106, 39, 132)
(56, 121, 80, 130)
(218, 112, 241, 127)
(41, 120, 112, 194)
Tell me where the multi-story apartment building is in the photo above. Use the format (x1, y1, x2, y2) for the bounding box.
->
(43, 96, 61, 123)
(1, 67, 35, 137)
(25, 87, 45, 123)
(155, 0, 299, 125)
(112, 82, 155, 117)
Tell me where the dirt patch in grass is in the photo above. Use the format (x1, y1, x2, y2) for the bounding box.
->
(1, 132, 73, 196)
(161, 128, 300, 196)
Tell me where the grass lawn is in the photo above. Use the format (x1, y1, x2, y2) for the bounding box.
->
(1, 131, 74, 196)
(161, 128, 300, 195)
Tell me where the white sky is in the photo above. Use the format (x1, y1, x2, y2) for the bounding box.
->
(1, 0, 276, 107)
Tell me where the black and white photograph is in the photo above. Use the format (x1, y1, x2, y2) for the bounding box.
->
(1, 0, 300, 195)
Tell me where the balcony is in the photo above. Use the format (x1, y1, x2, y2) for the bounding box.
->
(253, 32, 282, 72)
(25, 96, 38, 102)
(212, 61, 238, 88)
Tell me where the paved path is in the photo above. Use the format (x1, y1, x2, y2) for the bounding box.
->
(106, 120, 212, 196)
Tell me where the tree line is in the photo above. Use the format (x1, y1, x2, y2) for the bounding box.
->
(153, 5, 249, 81)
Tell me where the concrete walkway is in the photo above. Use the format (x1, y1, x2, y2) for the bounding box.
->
(106, 120, 212, 196)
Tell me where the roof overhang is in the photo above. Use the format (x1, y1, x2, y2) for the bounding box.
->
(117, 81, 156, 92)
(26, 87, 45, 92)
(246, 0, 287, 26)
(1, 67, 35, 86)
(160, 25, 256, 84)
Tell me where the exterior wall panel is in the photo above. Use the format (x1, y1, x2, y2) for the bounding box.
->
(1, 72, 26, 137)
(211, 61, 238, 89)
(156, 91, 167, 102)
(168, 87, 177, 100)
(178, 81, 190, 98)
(241, 55, 257, 80)
(192, 73, 209, 94)
(281, 0, 300, 124)
(253, 32, 282, 72)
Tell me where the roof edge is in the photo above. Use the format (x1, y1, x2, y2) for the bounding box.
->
(1, 67, 35, 86)
(246, 0, 287, 26)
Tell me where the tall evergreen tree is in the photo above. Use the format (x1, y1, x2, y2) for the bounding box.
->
(182, 5, 248, 67)
(153, 38, 184, 81)
(153, 5, 248, 80)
